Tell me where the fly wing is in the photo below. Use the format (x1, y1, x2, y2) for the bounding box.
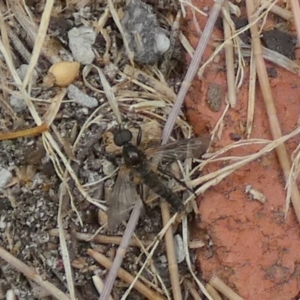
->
(107, 167, 140, 230)
(145, 137, 210, 162)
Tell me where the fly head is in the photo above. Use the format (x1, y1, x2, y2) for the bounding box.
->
(114, 129, 133, 147)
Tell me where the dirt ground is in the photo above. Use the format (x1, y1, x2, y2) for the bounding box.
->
(185, 1, 300, 299)
(1, 0, 300, 300)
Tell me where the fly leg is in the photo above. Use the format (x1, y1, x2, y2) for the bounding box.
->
(157, 165, 197, 197)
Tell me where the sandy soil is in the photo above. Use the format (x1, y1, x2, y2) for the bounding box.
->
(185, 1, 300, 299)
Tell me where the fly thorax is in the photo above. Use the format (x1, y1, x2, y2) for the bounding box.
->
(123, 143, 143, 166)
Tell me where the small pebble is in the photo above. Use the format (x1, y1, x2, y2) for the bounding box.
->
(17, 64, 38, 85)
(174, 234, 185, 263)
(0, 167, 12, 190)
(10, 64, 38, 112)
(10, 94, 26, 113)
(262, 29, 296, 60)
(206, 82, 223, 112)
(121, 0, 170, 64)
(67, 84, 98, 108)
(68, 26, 96, 64)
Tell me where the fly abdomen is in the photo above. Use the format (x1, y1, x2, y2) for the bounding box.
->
(138, 165, 184, 211)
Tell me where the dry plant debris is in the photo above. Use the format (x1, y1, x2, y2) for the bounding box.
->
(0, 0, 300, 300)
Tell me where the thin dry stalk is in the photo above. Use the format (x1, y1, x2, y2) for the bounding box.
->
(287, 144, 300, 204)
(0, 246, 70, 300)
(246, 0, 300, 223)
(181, 217, 213, 300)
(0, 123, 48, 140)
(290, 0, 300, 43)
(6, 25, 32, 63)
(98, 67, 122, 124)
(0, 6, 13, 65)
(162, 0, 225, 144)
(210, 103, 229, 141)
(122, 65, 176, 101)
(160, 201, 182, 300)
(246, 49, 256, 138)
(209, 276, 243, 300)
(107, 0, 134, 65)
(190, 125, 300, 190)
(42, 89, 67, 126)
(57, 183, 76, 300)
(205, 283, 222, 300)
(179, 30, 195, 58)
(10, 0, 64, 63)
(98, 201, 143, 300)
(241, 45, 300, 76)
(48, 229, 152, 247)
(222, 0, 237, 107)
(260, 0, 293, 21)
(20, 0, 53, 92)
(160, 10, 182, 77)
(96, 6, 110, 31)
(184, 279, 202, 300)
(8, 1, 38, 50)
(88, 249, 166, 300)
(122, 238, 169, 299)
(92, 276, 114, 300)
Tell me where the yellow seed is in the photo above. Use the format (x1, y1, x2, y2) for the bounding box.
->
(44, 61, 80, 87)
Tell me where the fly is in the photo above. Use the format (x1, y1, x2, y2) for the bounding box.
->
(107, 128, 209, 229)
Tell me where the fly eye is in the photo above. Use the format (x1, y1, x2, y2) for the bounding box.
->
(114, 129, 133, 146)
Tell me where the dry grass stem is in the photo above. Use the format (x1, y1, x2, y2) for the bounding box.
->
(42, 88, 67, 125)
(82, 64, 122, 124)
(162, 0, 224, 144)
(222, 0, 237, 107)
(181, 217, 213, 300)
(209, 276, 243, 300)
(160, 10, 181, 77)
(0, 246, 70, 300)
(287, 144, 300, 205)
(88, 249, 166, 300)
(179, 31, 195, 58)
(184, 279, 202, 300)
(205, 283, 222, 300)
(290, 0, 300, 43)
(260, 0, 293, 21)
(92, 276, 114, 300)
(179, 0, 207, 18)
(189, 240, 205, 249)
(160, 201, 182, 300)
(246, 49, 256, 138)
(107, 0, 134, 65)
(48, 229, 152, 247)
(123, 238, 169, 299)
(0, 5, 12, 64)
(20, 0, 53, 91)
(96, 6, 110, 32)
(57, 183, 76, 300)
(123, 65, 176, 101)
(190, 125, 300, 190)
(0, 123, 48, 140)
(9, 1, 39, 52)
(98, 201, 143, 300)
(210, 104, 229, 141)
(10, 0, 65, 63)
(6, 26, 32, 63)
(241, 45, 300, 76)
(246, 0, 300, 223)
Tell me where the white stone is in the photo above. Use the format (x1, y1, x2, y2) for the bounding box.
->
(0, 168, 12, 189)
(68, 26, 96, 64)
(67, 84, 98, 108)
